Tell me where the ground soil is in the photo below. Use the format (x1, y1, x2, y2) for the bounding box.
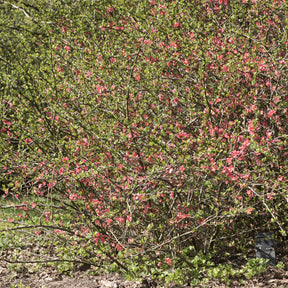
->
(1, 242, 288, 287)
(1, 259, 288, 288)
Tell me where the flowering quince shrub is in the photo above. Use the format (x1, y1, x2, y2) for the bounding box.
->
(1, 0, 288, 282)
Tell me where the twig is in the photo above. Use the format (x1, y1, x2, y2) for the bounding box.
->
(7, 2, 31, 18)
(248, 186, 285, 233)
(2, 257, 98, 267)
(0, 222, 74, 235)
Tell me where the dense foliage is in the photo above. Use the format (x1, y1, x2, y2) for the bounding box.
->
(1, 0, 288, 283)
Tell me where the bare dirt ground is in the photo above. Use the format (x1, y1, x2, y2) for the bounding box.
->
(1, 242, 288, 288)
(1, 260, 288, 288)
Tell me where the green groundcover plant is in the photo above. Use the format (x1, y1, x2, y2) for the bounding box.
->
(1, 0, 288, 284)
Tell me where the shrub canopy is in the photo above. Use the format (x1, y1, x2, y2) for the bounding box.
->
(1, 0, 288, 279)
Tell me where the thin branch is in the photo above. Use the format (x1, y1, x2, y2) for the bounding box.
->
(5, 2, 31, 18)
(0, 222, 74, 235)
(2, 257, 98, 267)
(248, 186, 285, 233)
(3, 1, 53, 24)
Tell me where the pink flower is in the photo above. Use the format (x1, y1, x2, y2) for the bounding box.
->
(116, 244, 124, 251)
(246, 190, 254, 198)
(248, 120, 254, 133)
(176, 212, 190, 221)
(268, 110, 276, 118)
(134, 73, 140, 81)
(69, 193, 77, 201)
(165, 258, 172, 266)
(247, 208, 253, 215)
(222, 65, 228, 72)
(275, 70, 281, 77)
(127, 215, 132, 223)
(170, 41, 177, 48)
(267, 193, 274, 200)
(240, 139, 250, 151)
